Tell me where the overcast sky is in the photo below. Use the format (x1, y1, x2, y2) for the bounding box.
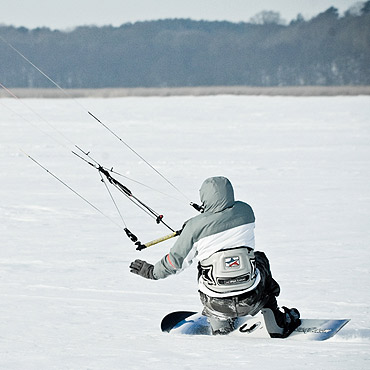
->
(0, 0, 361, 30)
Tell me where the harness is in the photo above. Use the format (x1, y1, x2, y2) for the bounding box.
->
(198, 247, 257, 294)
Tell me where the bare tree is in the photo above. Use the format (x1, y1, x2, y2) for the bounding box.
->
(249, 11, 286, 25)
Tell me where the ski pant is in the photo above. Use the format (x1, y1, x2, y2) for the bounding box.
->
(199, 251, 281, 329)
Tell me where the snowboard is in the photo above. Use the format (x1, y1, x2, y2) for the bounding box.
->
(161, 311, 350, 341)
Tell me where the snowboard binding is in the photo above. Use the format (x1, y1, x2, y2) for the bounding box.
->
(262, 307, 301, 338)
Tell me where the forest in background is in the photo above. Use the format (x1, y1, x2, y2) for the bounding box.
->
(1, 2, 370, 88)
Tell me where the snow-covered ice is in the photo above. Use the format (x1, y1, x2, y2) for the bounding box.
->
(1, 95, 370, 369)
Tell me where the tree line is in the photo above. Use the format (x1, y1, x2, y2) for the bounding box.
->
(1, 3, 369, 88)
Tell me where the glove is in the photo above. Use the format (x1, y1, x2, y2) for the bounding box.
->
(129, 259, 157, 280)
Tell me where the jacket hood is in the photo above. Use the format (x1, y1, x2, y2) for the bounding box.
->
(199, 176, 235, 213)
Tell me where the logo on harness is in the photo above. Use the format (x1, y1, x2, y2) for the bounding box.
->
(225, 256, 240, 269)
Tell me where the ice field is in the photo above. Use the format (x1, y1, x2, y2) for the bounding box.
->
(1, 95, 370, 369)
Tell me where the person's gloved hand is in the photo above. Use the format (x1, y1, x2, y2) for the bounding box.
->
(129, 259, 157, 280)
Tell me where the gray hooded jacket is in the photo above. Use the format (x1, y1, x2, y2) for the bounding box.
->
(153, 177, 257, 297)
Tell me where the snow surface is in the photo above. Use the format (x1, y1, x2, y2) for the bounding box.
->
(1, 95, 370, 369)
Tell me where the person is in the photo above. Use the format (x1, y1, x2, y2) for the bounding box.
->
(129, 176, 301, 337)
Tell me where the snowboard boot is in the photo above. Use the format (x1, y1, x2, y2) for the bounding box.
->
(262, 306, 301, 338)
(208, 316, 237, 335)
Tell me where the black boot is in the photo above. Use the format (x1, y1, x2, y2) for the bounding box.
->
(280, 306, 301, 338)
(262, 306, 301, 338)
